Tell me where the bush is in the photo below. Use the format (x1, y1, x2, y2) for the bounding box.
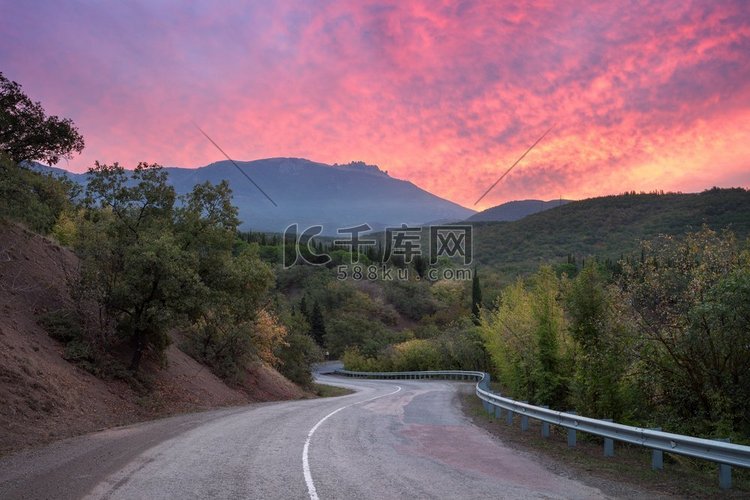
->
(38, 309, 82, 343)
(387, 339, 442, 371)
(0, 155, 77, 234)
(341, 347, 381, 372)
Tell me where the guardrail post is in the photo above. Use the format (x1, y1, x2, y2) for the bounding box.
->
(719, 463, 732, 490)
(494, 405, 502, 419)
(520, 402, 529, 431)
(716, 438, 732, 490)
(603, 419, 614, 456)
(650, 427, 663, 470)
(506, 408, 514, 425)
(541, 406, 550, 438)
(567, 411, 577, 447)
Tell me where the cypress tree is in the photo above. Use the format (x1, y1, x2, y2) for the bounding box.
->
(309, 301, 326, 347)
(471, 268, 482, 323)
(299, 296, 309, 319)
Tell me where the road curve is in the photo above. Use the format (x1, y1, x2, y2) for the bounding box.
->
(0, 374, 607, 499)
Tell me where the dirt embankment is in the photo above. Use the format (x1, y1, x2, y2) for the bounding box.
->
(0, 222, 304, 456)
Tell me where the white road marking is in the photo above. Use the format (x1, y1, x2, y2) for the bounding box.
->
(302, 385, 402, 500)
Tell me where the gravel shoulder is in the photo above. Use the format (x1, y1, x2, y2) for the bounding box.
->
(459, 386, 750, 499)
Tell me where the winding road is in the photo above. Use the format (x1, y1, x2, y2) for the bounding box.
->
(1, 369, 607, 499)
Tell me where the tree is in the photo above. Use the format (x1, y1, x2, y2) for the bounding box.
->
(299, 296, 309, 319)
(79, 163, 276, 376)
(275, 311, 322, 387)
(566, 263, 631, 419)
(175, 181, 273, 381)
(471, 267, 482, 323)
(77, 162, 187, 372)
(0, 72, 84, 165)
(479, 267, 570, 407)
(530, 266, 569, 407)
(620, 228, 750, 434)
(309, 301, 327, 347)
(0, 152, 79, 234)
(479, 279, 536, 399)
(413, 255, 427, 278)
(251, 309, 288, 367)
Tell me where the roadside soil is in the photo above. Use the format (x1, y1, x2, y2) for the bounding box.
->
(0, 221, 305, 457)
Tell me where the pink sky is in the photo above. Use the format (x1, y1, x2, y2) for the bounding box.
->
(2, 1, 749, 210)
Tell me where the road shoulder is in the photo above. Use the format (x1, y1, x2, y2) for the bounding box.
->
(459, 386, 750, 499)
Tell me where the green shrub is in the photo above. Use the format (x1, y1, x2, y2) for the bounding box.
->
(38, 310, 83, 343)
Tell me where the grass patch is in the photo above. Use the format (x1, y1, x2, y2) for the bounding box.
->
(312, 383, 354, 398)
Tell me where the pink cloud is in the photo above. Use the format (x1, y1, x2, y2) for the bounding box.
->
(1, 0, 748, 209)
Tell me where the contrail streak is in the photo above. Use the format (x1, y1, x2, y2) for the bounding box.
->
(474, 125, 554, 206)
(193, 123, 278, 207)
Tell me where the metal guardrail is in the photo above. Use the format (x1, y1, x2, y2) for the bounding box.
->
(333, 369, 750, 490)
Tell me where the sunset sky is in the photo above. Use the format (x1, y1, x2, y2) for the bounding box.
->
(2, 1, 749, 210)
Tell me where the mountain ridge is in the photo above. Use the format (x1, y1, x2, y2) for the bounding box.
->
(470, 188, 750, 280)
(32, 158, 476, 234)
(466, 199, 572, 222)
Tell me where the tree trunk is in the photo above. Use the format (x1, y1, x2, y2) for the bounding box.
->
(130, 331, 145, 372)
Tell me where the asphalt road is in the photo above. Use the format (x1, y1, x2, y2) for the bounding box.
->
(0, 372, 607, 499)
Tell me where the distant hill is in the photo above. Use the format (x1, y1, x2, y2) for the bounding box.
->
(466, 199, 571, 222)
(470, 188, 750, 278)
(34, 158, 475, 234)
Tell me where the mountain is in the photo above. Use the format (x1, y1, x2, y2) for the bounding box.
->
(470, 188, 750, 279)
(34, 159, 475, 234)
(466, 199, 571, 222)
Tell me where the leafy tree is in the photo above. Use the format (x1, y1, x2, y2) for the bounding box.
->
(299, 295, 309, 319)
(182, 246, 273, 382)
(1, 72, 84, 165)
(386, 339, 442, 371)
(341, 347, 380, 372)
(308, 301, 326, 347)
(78, 164, 276, 377)
(471, 267, 482, 323)
(686, 267, 750, 434)
(176, 182, 273, 380)
(325, 313, 406, 358)
(0, 152, 79, 234)
(479, 279, 537, 399)
(384, 280, 438, 321)
(276, 311, 322, 387)
(433, 319, 490, 371)
(251, 309, 288, 366)
(566, 263, 631, 419)
(413, 255, 427, 278)
(479, 267, 570, 407)
(77, 162, 188, 372)
(530, 266, 569, 407)
(620, 228, 750, 435)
